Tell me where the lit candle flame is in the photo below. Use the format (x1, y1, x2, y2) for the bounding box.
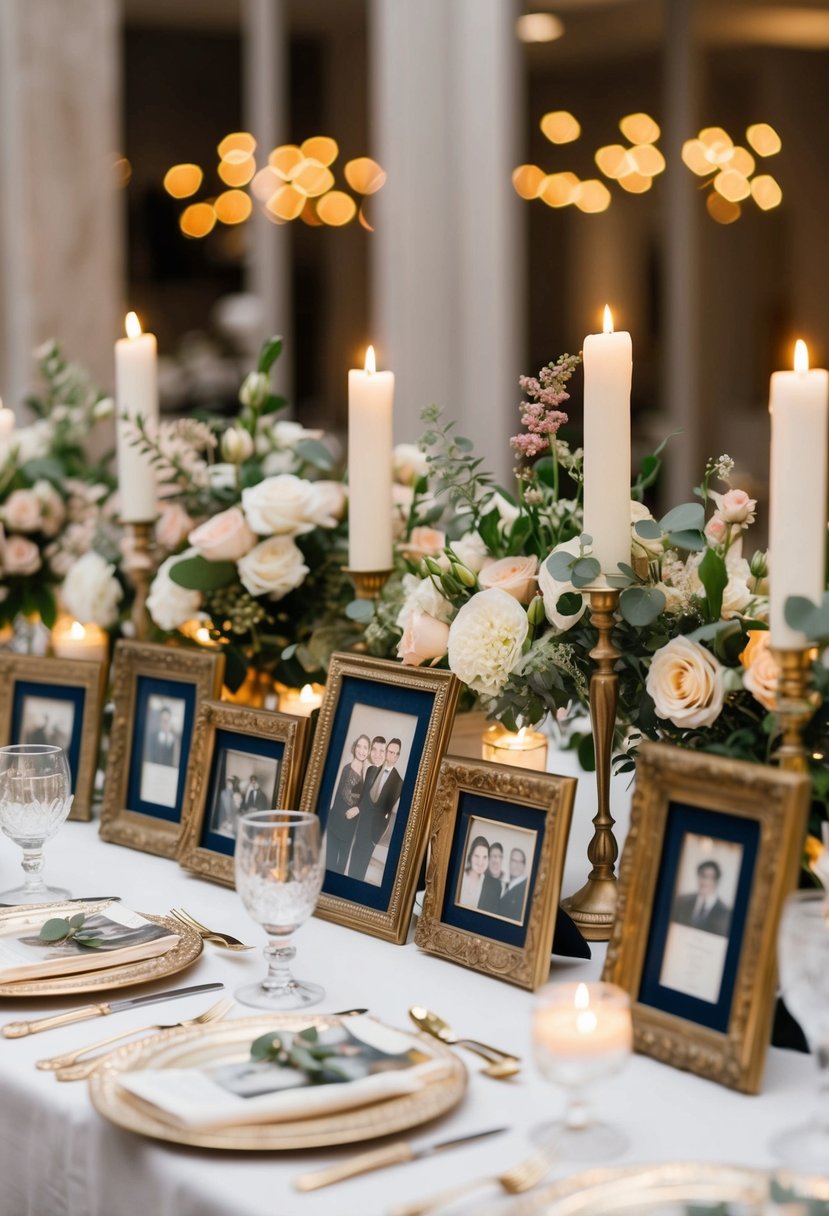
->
(602, 305, 614, 334)
(125, 311, 142, 339)
(300, 684, 315, 703)
(794, 339, 809, 373)
(195, 627, 211, 645)
(69, 621, 86, 641)
(364, 344, 376, 375)
(575, 982, 590, 1010)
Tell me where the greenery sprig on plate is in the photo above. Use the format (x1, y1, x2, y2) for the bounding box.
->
(38, 913, 107, 949)
(249, 1026, 351, 1084)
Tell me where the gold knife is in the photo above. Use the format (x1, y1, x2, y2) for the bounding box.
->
(2, 982, 224, 1038)
(293, 1127, 508, 1192)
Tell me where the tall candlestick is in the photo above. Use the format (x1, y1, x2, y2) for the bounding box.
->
(347, 345, 394, 572)
(0, 398, 15, 443)
(115, 311, 159, 523)
(582, 306, 632, 578)
(769, 340, 829, 647)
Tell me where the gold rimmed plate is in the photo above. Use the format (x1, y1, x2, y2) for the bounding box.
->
(0, 901, 203, 998)
(89, 1013, 467, 1151)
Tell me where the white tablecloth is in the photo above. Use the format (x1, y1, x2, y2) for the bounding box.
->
(0, 751, 814, 1216)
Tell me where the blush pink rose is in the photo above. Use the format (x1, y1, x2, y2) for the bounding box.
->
(710, 488, 756, 526)
(188, 507, 257, 563)
(156, 502, 195, 551)
(4, 535, 41, 576)
(400, 526, 446, 562)
(704, 515, 729, 545)
(4, 489, 42, 533)
(397, 610, 450, 666)
(478, 555, 539, 603)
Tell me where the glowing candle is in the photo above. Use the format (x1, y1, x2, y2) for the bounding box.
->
(534, 982, 632, 1063)
(481, 723, 548, 771)
(278, 683, 324, 717)
(115, 311, 159, 523)
(348, 345, 394, 571)
(51, 616, 109, 664)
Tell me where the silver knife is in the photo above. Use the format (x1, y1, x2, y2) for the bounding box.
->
(293, 1127, 508, 1192)
(2, 982, 224, 1038)
(0, 896, 121, 909)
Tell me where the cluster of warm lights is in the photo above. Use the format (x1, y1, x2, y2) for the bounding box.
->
(163, 132, 386, 238)
(594, 112, 665, 195)
(681, 122, 782, 224)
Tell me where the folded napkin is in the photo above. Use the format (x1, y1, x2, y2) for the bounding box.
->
(117, 1016, 452, 1130)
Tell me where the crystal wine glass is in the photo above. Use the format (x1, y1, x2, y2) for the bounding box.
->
(770, 889, 829, 1170)
(532, 980, 632, 1160)
(0, 745, 73, 903)
(234, 809, 324, 1010)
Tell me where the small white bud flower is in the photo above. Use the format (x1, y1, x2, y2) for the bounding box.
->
(239, 371, 270, 409)
(221, 425, 254, 464)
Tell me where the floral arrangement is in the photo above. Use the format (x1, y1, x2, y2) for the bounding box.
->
(133, 337, 356, 690)
(0, 342, 123, 634)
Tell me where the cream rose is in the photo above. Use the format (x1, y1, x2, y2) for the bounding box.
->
(238, 536, 309, 599)
(704, 515, 729, 545)
(147, 551, 203, 632)
(188, 507, 256, 563)
(313, 480, 347, 523)
(710, 488, 756, 526)
(478, 555, 538, 603)
(396, 574, 454, 631)
(646, 636, 725, 728)
(62, 551, 123, 628)
(537, 537, 588, 632)
(397, 610, 450, 666)
(242, 474, 332, 537)
(32, 481, 65, 538)
(741, 630, 778, 711)
(447, 587, 528, 699)
(393, 443, 429, 486)
(400, 526, 446, 562)
(156, 502, 195, 551)
(4, 489, 42, 533)
(4, 535, 41, 576)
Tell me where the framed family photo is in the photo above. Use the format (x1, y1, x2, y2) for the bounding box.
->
(177, 701, 309, 886)
(299, 653, 459, 944)
(415, 757, 577, 990)
(603, 741, 811, 1093)
(99, 641, 225, 858)
(0, 654, 107, 821)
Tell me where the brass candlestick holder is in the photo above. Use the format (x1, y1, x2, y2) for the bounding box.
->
(124, 520, 157, 641)
(562, 587, 621, 941)
(344, 569, 393, 601)
(771, 645, 818, 773)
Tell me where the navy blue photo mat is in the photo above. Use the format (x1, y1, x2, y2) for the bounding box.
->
(199, 729, 286, 857)
(319, 675, 434, 912)
(126, 675, 197, 824)
(638, 800, 760, 1034)
(10, 680, 86, 795)
(440, 790, 545, 949)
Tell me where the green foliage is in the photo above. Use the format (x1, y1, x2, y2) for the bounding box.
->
(169, 556, 238, 592)
(38, 913, 106, 949)
(249, 1026, 351, 1084)
(697, 548, 728, 622)
(257, 336, 284, 374)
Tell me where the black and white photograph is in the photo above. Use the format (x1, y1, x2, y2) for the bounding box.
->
(659, 833, 743, 1005)
(208, 748, 281, 838)
(454, 815, 537, 927)
(325, 705, 418, 886)
(20, 695, 75, 752)
(140, 694, 187, 809)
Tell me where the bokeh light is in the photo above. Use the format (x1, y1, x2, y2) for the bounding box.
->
(164, 163, 203, 199)
(515, 13, 564, 42)
(681, 138, 713, 176)
(251, 166, 281, 201)
(218, 132, 256, 158)
(358, 204, 374, 232)
(214, 189, 252, 225)
(630, 144, 666, 177)
(266, 185, 305, 222)
(292, 160, 335, 198)
(619, 112, 660, 144)
(706, 193, 741, 224)
(595, 144, 633, 179)
(746, 123, 782, 157)
(540, 171, 580, 207)
(179, 202, 216, 238)
(300, 136, 338, 166)
(574, 179, 611, 213)
(268, 144, 304, 179)
(317, 191, 357, 226)
(345, 157, 387, 195)
(512, 163, 547, 199)
(699, 126, 734, 166)
(540, 110, 581, 144)
(218, 151, 255, 187)
(113, 156, 132, 188)
(300, 200, 324, 227)
(617, 171, 652, 194)
(729, 146, 756, 178)
(751, 174, 783, 210)
(714, 169, 751, 202)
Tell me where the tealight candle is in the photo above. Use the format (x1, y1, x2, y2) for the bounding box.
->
(51, 616, 109, 664)
(481, 723, 548, 771)
(278, 683, 324, 717)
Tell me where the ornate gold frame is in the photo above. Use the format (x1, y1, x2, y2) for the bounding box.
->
(0, 653, 107, 822)
(299, 653, 459, 945)
(99, 642, 225, 858)
(415, 757, 577, 990)
(602, 740, 811, 1094)
(177, 700, 309, 886)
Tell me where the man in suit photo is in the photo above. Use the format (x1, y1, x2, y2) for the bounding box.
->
(347, 737, 403, 883)
(499, 847, 529, 923)
(242, 774, 267, 811)
(672, 859, 733, 937)
(146, 706, 179, 767)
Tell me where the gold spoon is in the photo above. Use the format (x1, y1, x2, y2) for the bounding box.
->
(408, 1007, 520, 1069)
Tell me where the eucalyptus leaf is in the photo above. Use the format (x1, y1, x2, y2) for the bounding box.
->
(69, 912, 86, 929)
(619, 585, 666, 627)
(784, 595, 822, 634)
(250, 1032, 283, 1061)
(633, 518, 662, 540)
(571, 557, 601, 588)
(169, 556, 237, 592)
(556, 592, 583, 615)
(665, 529, 705, 552)
(546, 551, 576, 582)
(346, 599, 375, 623)
(294, 438, 334, 471)
(659, 502, 705, 534)
(290, 1045, 324, 1073)
(297, 1026, 319, 1044)
(39, 918, 72, 943)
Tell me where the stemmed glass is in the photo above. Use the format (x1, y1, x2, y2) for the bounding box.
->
(770, 889, 829, 1170)
(0, 745, 73, 903)
(234, 809, 325, 1010)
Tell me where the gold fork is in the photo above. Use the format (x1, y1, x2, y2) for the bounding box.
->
(388, 1143, 557, 1216)
(36, 997, 235, 1078)
(170, 908, 254, 951)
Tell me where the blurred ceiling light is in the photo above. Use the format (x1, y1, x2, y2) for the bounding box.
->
(251, 166, 281, 201)
(345, 157, 387, 195)
(292, 160, 335, 198)
(113, 156, 132, 188)
(266, 185, 305, 222)
(516, 12, 565, 42)
(300, 136, 339, 167)
(574, 179, 611, 213)
(619, 112, 660, 144)
(164, 163, 203, 198)
(317, 191, 357, 226)
(617, 171, 652, 194)
(512, 163, 547, 199)
(630, 143, 666, 176)
(681, 138, 713, 176)
(179, 202, 216, 238)
(540, 171, 580, 207)
(218, 152, 255, 187)
(268, 144, 304, 179)
(218, 132, 256, 158)
(699, 126, 734, 165)
(729, 146, 756, 177)
(300, 200, 324, 227)
(747, 122, 782, 156)
(358, 204, 375, 232)
(540, 110, 581, 144)
(706, 192, 741, 224)
(751, 174, 783, 210)
(714, 169, 751, 202)
(595, 144, 633, 179)
(214, 189, 252, 225)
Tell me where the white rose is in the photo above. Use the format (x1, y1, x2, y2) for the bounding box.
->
(447, 587, 529, 699)
(448, 532, 489, 575)
(646, 635, 725, 729)
(147, 550, 203, 632)
(242, 474, 332, 536)
(220, 426, 254, 464)
(62, 551, 123, 628)
(313, 480, 346, 522)
(4, 489, 42, 533)
(271, 419, 324, 448)
(396, 574, 454, 632)
(630, 500, 663, 558)
(14, 420, 51, 464)
(238, 536, 309, 600)
(261, 450, 295, 476)
(721, 556, 752, 619)
(393, 443, 429, 485)
(478, 555, 538, 603)
(207, 463, 238, 493)
(188, 506, 257, 562)
(537, 537, 588, 632)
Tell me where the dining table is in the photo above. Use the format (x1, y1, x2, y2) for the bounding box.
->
(0, 747, 816, 1216)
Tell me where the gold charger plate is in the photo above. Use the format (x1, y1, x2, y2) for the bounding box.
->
(89, 1013, 467, 1151)
(0, 900, 203, 998)
(509, 1162, 829, 1214)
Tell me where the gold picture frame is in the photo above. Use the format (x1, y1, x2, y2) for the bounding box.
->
(177, 700, 309, 887)
(299, 653, 459, 945)
(99, 641, 225, 858)
(0, 653, 107, 822)
(602, 740, 811, 1094)
(415, 756, 577, 990)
